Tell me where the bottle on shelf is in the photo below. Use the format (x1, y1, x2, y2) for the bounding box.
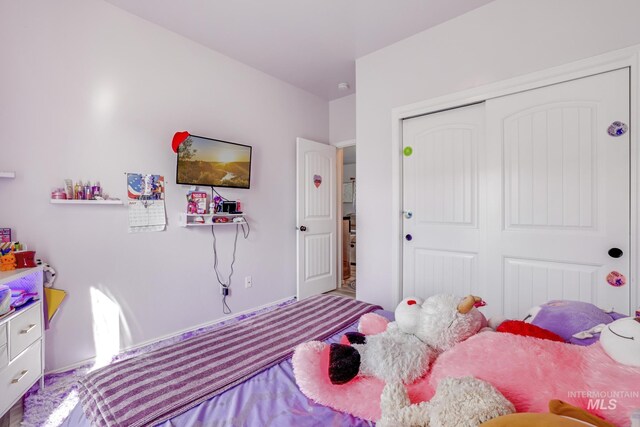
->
(92, 181, 102, 199)
(74, 181, 81, 200)
(85, 181, 93, 200)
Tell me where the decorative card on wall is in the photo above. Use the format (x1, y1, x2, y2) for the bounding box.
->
(128, 174, 165, 200)
(126, 173, 167, 233)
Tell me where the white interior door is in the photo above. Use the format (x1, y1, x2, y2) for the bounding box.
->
(402, 103, 486, 299)
(485, 68, 630, 318)
(296, 137, 337, 300)
(402, 69, 631, 318)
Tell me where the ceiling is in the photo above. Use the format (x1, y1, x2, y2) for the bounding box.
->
(104, 0, 494, 100)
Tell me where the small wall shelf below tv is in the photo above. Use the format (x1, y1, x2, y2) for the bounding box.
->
(178, 213, 246, 227)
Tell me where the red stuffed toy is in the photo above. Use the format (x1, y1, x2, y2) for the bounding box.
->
(496, 320, 564, 342)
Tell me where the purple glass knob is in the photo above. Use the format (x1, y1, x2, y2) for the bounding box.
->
(608, 121, 628, 137)
(405, 234, 412, 241)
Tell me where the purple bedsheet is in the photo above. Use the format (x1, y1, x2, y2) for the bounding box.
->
(61, 309, 393, 427)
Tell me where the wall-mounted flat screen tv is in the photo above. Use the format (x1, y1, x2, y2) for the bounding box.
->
(176, 135, 252, 189)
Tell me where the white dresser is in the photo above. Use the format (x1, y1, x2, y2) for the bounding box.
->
(0, 267, 44, 417)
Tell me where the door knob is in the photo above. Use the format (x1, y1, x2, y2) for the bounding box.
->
(298, 226, 307, 232)
(608, 248, 623, 258)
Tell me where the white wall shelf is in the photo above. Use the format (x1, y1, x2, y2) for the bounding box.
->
(178, 213, 246, 227)
(50, 199, 123, 205)
(0, 172, 15, 179)
(182, 221, 246, 227)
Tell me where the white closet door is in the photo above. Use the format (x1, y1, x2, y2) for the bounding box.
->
(485, 68, 630, 318)
(402, 104, 486, 299)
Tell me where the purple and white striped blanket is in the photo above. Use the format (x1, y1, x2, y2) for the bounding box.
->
(78, 295, 380, 427)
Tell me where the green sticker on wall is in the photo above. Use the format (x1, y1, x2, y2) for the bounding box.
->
(403, 146, 413, 157)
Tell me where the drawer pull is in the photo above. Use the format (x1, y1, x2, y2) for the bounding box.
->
(11, 369, 28, 384)
(20, 324, 37, 334)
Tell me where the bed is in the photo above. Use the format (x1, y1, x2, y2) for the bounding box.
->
(51, 295, 628, 426)
(59, 296, 389, 427)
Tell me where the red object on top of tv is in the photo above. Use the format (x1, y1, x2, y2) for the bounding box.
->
(172, 131, 190, 153)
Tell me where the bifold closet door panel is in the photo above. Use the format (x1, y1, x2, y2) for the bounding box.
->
(485, 68, 631, 318)
(402, 103, 487, 301)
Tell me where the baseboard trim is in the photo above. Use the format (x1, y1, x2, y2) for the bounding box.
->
(46, 295, 297, 374)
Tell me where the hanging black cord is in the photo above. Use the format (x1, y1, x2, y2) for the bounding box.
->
(209, 186, 249, 314)
(211, 186, 228, 201)
(211, 224, 239, 314)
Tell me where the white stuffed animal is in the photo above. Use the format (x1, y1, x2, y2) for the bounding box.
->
(328, 294, 487, 385)
(377, 377, 515, 427)
(600, 316, 640, 367)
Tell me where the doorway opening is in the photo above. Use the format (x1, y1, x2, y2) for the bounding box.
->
(338, 145, 356, 297)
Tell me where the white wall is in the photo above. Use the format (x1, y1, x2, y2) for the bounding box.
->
(329, 94, 356, 144)
(0, 0, 328, 371)
(356, 0, 640, 309)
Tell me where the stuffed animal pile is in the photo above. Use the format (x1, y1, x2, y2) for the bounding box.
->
(293, 294, 515, 426)
(293, 294, 640, 427)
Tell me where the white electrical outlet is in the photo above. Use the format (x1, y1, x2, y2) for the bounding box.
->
(245, 276, 252, 288)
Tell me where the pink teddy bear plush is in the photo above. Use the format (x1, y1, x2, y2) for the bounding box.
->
(428, 316, 640, 426)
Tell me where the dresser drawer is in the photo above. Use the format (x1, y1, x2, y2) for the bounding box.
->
(0, 322, 6, 347)
(9, 303, 42, 360)
(0, 340, 41, 416)
(0, 343, 7, 370)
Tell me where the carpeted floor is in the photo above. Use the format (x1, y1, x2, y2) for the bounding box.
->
(326, 286, 355, 298)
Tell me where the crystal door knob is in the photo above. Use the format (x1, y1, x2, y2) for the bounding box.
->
(608, 248, 623, 258)
(403, 210, 413, 219)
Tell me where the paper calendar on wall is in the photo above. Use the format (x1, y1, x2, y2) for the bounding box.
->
(127, 173, 166, 233)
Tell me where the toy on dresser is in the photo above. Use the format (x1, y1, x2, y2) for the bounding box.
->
(0, 248, 16, 271)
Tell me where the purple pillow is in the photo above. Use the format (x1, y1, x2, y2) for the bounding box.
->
(527, 300, 624, 346)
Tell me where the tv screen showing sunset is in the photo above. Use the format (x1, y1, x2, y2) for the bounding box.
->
(177, 135, 252, 188)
